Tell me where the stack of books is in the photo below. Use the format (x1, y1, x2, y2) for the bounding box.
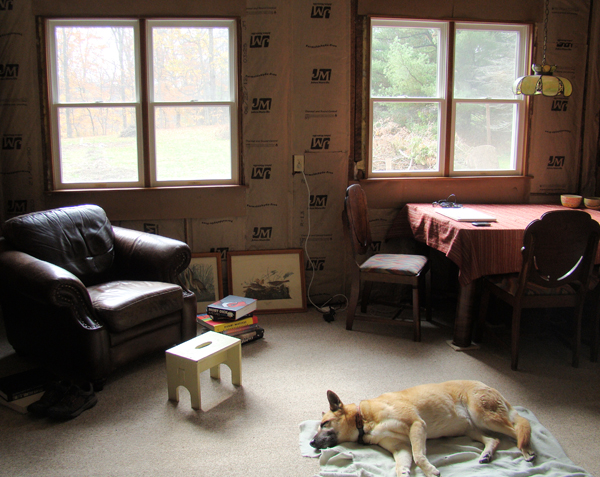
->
(0, 368, 55, 414)
(197, 295, 264, 344)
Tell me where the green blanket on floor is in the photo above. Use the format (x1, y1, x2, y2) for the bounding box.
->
(299, 406, 591, 477)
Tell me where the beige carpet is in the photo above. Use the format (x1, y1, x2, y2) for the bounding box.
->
(1, 304, 599, 477)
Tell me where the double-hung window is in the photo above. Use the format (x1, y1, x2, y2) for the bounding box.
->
(369, 19, 529, 177)
(46, 18, 238, 190)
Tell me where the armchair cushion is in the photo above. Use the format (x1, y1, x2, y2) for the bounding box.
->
(2, 204, 114, 283)
(88, 281, 184, 333)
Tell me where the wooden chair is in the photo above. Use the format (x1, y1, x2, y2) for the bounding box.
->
(476, 210, 600, 370)
(343, 184, 430, 341)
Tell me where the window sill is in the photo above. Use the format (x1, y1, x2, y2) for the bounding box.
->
(44, 185, 248, 220)
(356, 176, 532, 209)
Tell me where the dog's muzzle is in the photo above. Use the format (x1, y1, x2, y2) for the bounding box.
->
(310, 429, 338, 449)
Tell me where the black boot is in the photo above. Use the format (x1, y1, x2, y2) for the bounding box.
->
(47, 382, 98, 420)
(27, 380, 71, 417)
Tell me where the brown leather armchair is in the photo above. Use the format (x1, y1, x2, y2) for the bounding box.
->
(0, 205, 197, 388)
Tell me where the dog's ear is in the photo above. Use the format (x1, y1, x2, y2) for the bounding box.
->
(327, 390, 343, 412)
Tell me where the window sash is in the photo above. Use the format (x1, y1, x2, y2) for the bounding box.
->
(367, 18, 530, 178)
(369, 98, 446, 177)
(146, 19, 238, 187)
(46, 18, 238, 190)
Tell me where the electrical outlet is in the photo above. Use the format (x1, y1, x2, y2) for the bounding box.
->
(293, 155, 304, 173)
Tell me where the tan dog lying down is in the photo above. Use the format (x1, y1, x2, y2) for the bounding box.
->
(310, 380, 535, 477)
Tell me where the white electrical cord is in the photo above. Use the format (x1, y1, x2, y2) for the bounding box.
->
(301, 169, 348, 314)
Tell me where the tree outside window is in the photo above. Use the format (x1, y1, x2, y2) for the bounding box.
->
(46, 19, 239, 190)
(369, 19, 529, 177)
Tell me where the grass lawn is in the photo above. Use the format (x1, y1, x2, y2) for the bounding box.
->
(60, 125, 231, 183)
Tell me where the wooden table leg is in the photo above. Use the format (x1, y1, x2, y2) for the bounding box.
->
(452, 281, 478, 348)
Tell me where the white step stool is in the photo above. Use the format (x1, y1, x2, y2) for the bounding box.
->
(165, 331, 242, 410)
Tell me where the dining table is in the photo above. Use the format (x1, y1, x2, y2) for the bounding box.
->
(386, 203, 600, 349)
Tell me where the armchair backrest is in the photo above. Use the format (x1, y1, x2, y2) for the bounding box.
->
(2, 205, 115, 283)
(521, 210, 600, 290)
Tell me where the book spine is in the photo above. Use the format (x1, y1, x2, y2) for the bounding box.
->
(197, 315, 257, 332)
(213, 317, 257, 332)
(223, 324, 260, 335)
(206, 307, 235, 319)
(207, 312, 254, 323)
(231, 328, 264, 344)
(1, 385, 45, 402)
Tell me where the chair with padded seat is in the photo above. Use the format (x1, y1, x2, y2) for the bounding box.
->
(343, 184, 431, 341)
(476, 209, 600, 370)
(0, 204, 197, 388)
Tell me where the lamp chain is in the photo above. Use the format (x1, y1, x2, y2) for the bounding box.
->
(542, 0, 549, 67)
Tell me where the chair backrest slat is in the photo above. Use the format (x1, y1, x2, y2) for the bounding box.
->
(344, 184, 372, 256)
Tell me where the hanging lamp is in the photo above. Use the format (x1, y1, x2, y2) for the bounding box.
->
(512, 0, 572, 97)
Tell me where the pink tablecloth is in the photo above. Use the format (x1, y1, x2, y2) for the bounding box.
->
(387, 203, 600, 286)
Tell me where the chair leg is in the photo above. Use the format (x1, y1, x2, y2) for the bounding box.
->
(346, 268, 360, 331)
(592, 303, 599, 363)
(511, 305, 522, 371)
(412, 285, 421, 342)
(474, 287, 490, 343)
(360, 281, 373, 313)
(573, 301, 585, 368)
(425, 269, 432, 322)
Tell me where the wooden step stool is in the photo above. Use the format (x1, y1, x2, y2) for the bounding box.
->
(165, 331, 242, 410)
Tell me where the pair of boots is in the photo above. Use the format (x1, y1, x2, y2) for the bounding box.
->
(27, 381, 97, 419)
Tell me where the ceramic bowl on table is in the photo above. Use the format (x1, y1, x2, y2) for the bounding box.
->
(560, 194, 582, 208)
(584, 197, 600, 210)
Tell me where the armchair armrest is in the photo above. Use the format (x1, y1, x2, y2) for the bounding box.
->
(0, 250, 101, 330)
(112, 226, 191, 284)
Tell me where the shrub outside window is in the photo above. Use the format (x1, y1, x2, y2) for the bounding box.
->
(369, 19, 529, 177)
(46, 18, 239, 189)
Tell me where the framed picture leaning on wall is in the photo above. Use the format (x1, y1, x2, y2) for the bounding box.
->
(227, 249, 307, 314)
(179, 252, 223, 314)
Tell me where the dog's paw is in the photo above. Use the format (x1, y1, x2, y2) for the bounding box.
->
(422, 466, 440, 477)
(479, 452, 492, 464)
(523, 450, 536, 462)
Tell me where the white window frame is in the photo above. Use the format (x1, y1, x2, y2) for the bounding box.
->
(368, 18, 530, 178)
(449, 22, 529, 177)
(46, 18, 239, 190)
(369, 19, 448, 178)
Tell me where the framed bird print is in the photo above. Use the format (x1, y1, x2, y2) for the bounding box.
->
(227, 249, 307, 314)
(179, 252, 223, 314)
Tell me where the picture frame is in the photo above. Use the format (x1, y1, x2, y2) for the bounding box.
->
(179, 252, 223, 314)
(227, 249, 307, 314)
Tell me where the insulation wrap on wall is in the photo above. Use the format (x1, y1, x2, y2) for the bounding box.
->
(528, 0, 590, 195)
(0, 0, 44, 223)
(242, 0, 293, 253)
(290, 1, 352, 306)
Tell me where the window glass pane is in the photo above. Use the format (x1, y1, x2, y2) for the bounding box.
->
(454, 28, 519, 99)
(154, 106, 232, 181)
(58, 107, 139, 183)
(371, 25, 440, 98)
(453, 103, 516, 171)
(55, 26, 135, 103)
(372, 102, 439, 172)
(152, 27, 230, 102)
